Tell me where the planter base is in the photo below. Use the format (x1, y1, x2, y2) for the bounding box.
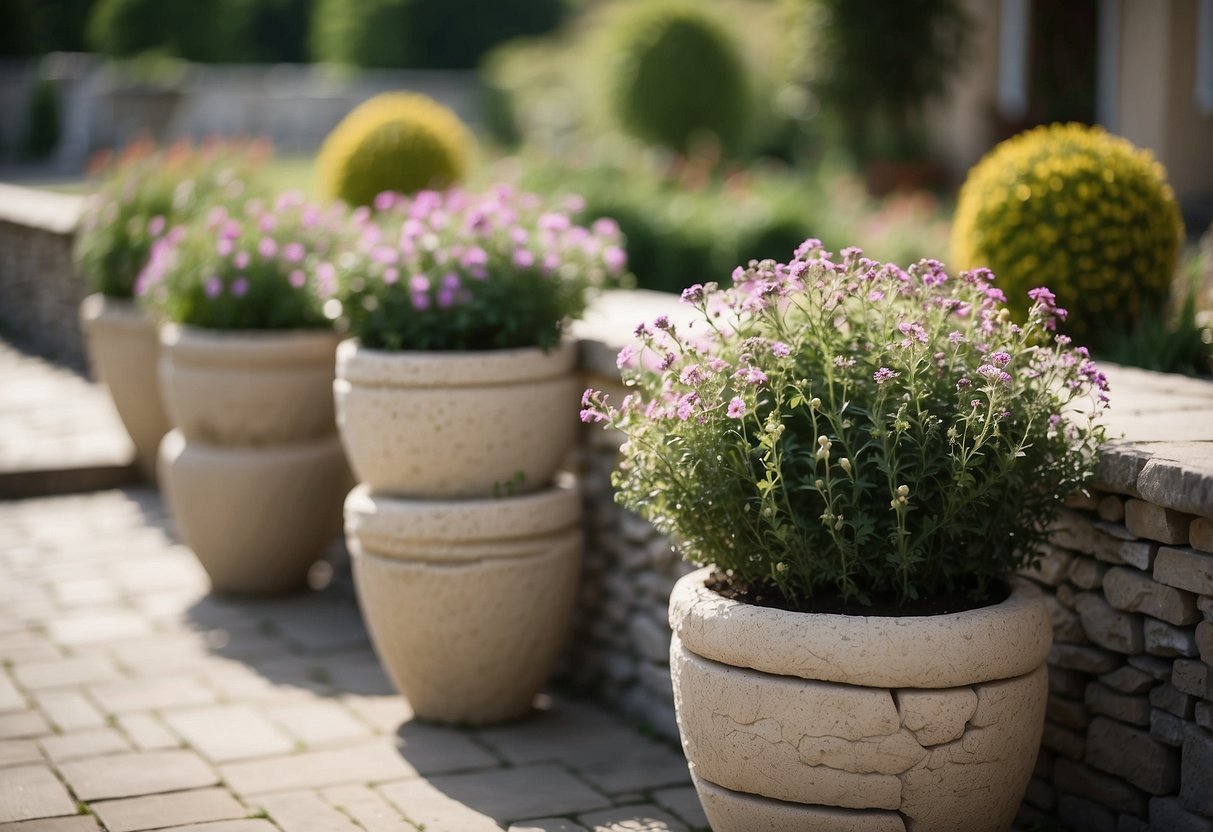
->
(159, 429, 349, 596)
(691, 773, 906, 832)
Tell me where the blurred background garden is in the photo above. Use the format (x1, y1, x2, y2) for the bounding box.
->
(1, 0, 1212, 374)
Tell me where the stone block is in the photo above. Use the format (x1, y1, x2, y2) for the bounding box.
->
(1118, 816, 1150, 832)
(1198, 701, 1213, 730)
(1137, 451, 1213, 520)
(1149, 796, 1213, 832)
(1027, 547, 1074, 587)
(1052, 513, 1135, 565)
(1023, 777, 1057, 811)
(1105, 567, 1200, 626)
(1048, 695, 1091, 730)
(1129, 654, 1175, 681)
(1151, 708, 1186, 746)
(1047, 594, 1090, 644)
(1051, 667, 1091, 698)
(1042, 720, 1086, 760)
(1125, 500, 1193, 545)
(1086, 681, 1151, 726)
(1191, 518, 1213, 554)
(1155, 547, 1213, 596)
(1180, 724, 1213, 815)
(1145, 618, 1199, 657)
(1196, 621, 1213, 664)
(1058, 582, 1079, 609)
(1085, 716, 1180, 794)
(1050, 643, 1122, 674)
(1054, 757, 1149, 816)
(1101, 665, 1160, 694)
(1070, 558, 1112, 590)
(1058, 794, 1117, 832)
(1076, 591, 1145, 653)
(1100, 495, 1127, 523)
(1200, 596, 1213, 622)
(1172, 659, 1213, 699)
(1150, 683, 1195, 719)
(1067, 491, 1102, 511)
(628, 614, 671, 665)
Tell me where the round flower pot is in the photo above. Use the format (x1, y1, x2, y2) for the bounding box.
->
(333, 339, 579, 498)
(159, 430, 348, 595)
(157, 326, 349, 596)
(159, 325, 340, 445)
(668, 567, 1052, 832)
(345, 479, 582, 724)
(79, 294, 170, 481)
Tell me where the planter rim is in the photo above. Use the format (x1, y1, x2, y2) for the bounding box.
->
(81, 293, 150, 330)
(335, 337, 576, 388)
(160, 323, 339, 366)
(344, 477, 581, 552)
(669, 566, 1052, 688)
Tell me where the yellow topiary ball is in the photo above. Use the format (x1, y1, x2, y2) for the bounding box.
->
(317, 92, 474, 207)
(952, 122, 1183, 344)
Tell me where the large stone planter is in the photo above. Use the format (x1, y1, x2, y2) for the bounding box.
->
(333, 339, 579, 498)
(158, 325, 348, 595)
(668, 567, 1053, 832)
(345, 480, 582, 724)
(79, 294, 170, 480)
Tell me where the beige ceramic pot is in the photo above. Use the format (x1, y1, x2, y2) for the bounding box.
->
(159, 430, 348, 595)
(668, 567, 1053, 832)
(160, 325, 340, 445)
(333, 339, 579, 498)
(79, 294, 170, 480)
(345, 479, 582, 724)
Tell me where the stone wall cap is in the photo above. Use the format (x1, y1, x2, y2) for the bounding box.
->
(0, 183, 84, 234)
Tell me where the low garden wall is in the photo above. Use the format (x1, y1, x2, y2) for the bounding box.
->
(570, 292, 1213, 830)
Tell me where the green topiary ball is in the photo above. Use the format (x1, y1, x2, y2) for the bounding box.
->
(316, 92, 474, 207)
(952, 122, 1184, 344)
(605, 2, 750, 156)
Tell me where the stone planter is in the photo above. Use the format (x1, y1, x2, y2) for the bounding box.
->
(333, 339, 579, 498)
(345, 480, 582, 724)
(79, 294, 170, 480)
(668, 566, 1053, 832)
(158, 325, 349, 595)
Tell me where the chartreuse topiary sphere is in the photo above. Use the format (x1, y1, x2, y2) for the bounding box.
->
(317, 92, 474, 207)
(952, 123, 1183, 343)
(605, 2, 750, 156)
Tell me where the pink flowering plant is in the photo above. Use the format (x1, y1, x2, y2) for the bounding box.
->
(75, 138, 269, 298)
(581, 242, 1109, 610)
(333, 187, 629, 351)
(135, 192, 348, 330)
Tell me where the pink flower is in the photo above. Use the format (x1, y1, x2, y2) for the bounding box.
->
(288, 270, 306, 289)
(258, 238, 277, 258)
(217, 238, 234, 257)
(383, 267, 399, 285)
(873, 367, 898, 384)
(204, 277, 222, 298)
(282, 242, 306, 263)
(513, 249, 535, 268)
(603, 246, 627, 272)
(616, 345, 636, 369)
(771, 341, 791, 357)
(231, 278, 249, 297)
(727, 397, 746, 419)
(147, 215, 166, 237)
(234, 252, 250, 270)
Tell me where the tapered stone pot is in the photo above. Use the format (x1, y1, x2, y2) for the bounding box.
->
(334, 339, 579, 498)
(158, 325, 349, 595)
(79, 294, 170, 481)
(345, 479, 582, 724)
(668, 567, 1053, 832)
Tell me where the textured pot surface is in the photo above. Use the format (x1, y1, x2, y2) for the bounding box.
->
(669, 566, 1051, 832)
(346, 480, 582, 724)
(79, 294, 170, 480)
(159, 325, 340, 446)
(334, 339, 579, 498)
(159, 429, 349, 596)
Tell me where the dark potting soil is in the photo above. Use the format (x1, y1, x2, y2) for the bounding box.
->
(705, 570, 1009, 617)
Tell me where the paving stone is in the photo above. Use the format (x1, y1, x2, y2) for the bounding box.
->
(0, 817, 101, 832)
(1049, 643, 1121, 674)
(341, 695, 411, 734)
(1149, 796, 1213, 832)
(0, 632, 60, 665)
(1104, 567, 1200, 625)
(1155, 547, 1213, 596)
(508, 820, 589, 832)
(255, 790, 361, 832)
(31, 691, 104, 732)
(0, 673, 26, 713)
(1150, 683, 1196, 719)
(39, 728, 130, 762)
(0, 739, 43, 768)
(114, 713, 179, 751)
(0, 765, 77, 823)
(1075, 591, 1145, 652)
(90, 788, 247, 832)
(391, 764, 614, 825)
(1085, 716, 1180, 795)
(58, 749, 218, 800)
(12, 656, 120, 691)
(163, 705, 295, 763)
(651, 786, 708, 830)
(219, 741, 418, 796)
(1057, 794, 1117, 832)
(1053, 757, 1149, 816)
(1086, 681, 1151, 725)
(576, 805, 688, 831)
(1125, 500, 1193, 544)
(376, 778, 501, 832)
(1172, 659, 1213, 699)
(319, 785, 414, 832)
(265, 701, 371, 748)
(1100, 665, 1159, 694)
(1151, 708, 1187, 746)
(393, 720, 499, 775)
(1069, 558, 1111, 590)
(1145, 618, 1200, 657)
(46, 612, 151, 647)
(1191, 518, 1213, 554)
(0, 712, 51, 739)
(88, 677, 217, 714)
(169, 822, 279, 832)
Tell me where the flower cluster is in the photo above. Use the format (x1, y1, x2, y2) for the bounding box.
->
(582, 242, 1108, 608)
(135, 191, 348, 330)
(74, 138, 270, 298)
(332, 186, 629, 351)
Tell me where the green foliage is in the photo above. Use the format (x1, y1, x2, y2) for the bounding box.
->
(0, 0, 39, 56)
(20, 79, 61, 161)
(74, 139, 270, 298)
(952, 123, 1185, 347)
(333, 187, 627, 351)
(87, 0, 243, 61)
(310, 0, 565, 69)
(584, 251, 1107, 608)
(136, 193, 346, 330)
(605, 2, 750, 156)
(316, 92, 474, 208)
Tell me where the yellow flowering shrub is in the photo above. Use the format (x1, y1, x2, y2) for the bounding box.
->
(317, 92, 474, 207)
(952, 123, 1183, 343)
